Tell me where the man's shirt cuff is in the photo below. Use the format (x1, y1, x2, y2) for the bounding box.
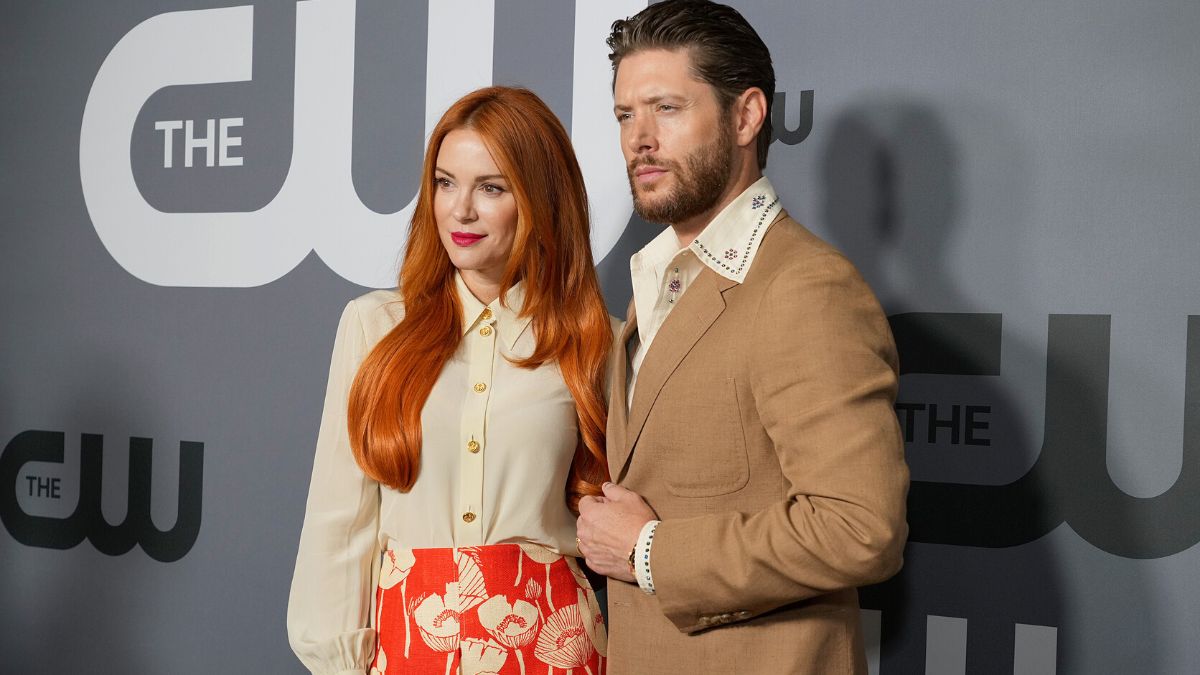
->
(633, 520, 660, 594)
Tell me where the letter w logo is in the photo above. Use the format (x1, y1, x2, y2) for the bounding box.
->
(0, 431, 204, 563)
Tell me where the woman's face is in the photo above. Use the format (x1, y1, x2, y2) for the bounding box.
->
(433, 129, 519, 290)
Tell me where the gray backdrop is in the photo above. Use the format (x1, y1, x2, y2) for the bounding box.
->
(3, 1, 1198, 673)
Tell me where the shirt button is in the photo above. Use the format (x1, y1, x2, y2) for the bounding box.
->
(473, 382, 487, 393)
(479, 325, 493, 337)
(481, 308, 493, 320)
(462, 511, 476, 523)
(466, 440, 480, 453)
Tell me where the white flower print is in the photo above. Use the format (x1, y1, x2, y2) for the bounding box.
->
(379, 546, 417, 658)
(455, 547, 489, 612)
(413, 587, 462, 653)
(564, 558, 606, 657)
(525, 577, 546, 624)
(380, 547, 416, 589)
(518, 543, 561, 611)
(534, 598, 595, 674)
(477, 594, 540, 675)
(478, 595, 540, 649)
(461, 637, 509, 675)
(525, 577, 542, 602)
(414, 584, 469, 675)
(577, 588, 607, 658)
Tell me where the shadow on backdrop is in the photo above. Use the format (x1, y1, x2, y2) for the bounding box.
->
(816, 97, 1117, 674)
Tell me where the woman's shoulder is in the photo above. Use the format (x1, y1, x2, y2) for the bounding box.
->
(343, 289, 406, 341)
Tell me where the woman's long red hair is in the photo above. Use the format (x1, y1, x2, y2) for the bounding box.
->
(347, 87, 611, 513)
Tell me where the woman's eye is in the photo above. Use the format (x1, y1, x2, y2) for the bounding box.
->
(434, 177, 452, 189)
(480, 183, 506, 195)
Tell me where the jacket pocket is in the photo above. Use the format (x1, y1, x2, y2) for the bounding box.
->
(655, 377, 750, 497)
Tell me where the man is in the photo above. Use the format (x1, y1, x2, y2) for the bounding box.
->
(575, 1, 910, 673)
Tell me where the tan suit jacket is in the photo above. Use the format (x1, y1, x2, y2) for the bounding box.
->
(606, 213, 909, 674)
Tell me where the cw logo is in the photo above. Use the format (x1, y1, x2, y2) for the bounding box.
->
(893, 313, 1200, 558)
(0, 430, 204, 563)
(79, 0, 644, 288)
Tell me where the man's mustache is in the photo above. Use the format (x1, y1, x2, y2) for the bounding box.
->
(628, 156, 680, 173)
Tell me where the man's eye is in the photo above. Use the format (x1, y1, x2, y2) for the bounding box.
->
(616, 112, 633, 122)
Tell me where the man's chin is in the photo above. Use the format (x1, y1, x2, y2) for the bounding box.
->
(632, 199, 675, 225)
(633, 188, 668, 208)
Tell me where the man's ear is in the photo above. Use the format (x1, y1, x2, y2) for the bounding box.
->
(734, 87, 768, 148)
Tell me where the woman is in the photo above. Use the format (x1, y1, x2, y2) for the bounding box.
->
(288, 87, 613, 675)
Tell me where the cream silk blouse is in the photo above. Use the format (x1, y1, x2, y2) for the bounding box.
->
(287, 274, 601, 675)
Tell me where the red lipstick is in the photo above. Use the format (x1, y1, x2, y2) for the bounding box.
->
(451, 232, 486, 246)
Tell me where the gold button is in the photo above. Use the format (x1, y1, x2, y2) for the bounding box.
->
(466, 440, 480, 453)
(473, 382, 487, 393)
(462, 511, 476, 523)
(479, 325, 493, 337)
(481, 308, 493, 320)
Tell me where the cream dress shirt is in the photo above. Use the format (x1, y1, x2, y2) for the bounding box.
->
(288, 273, 600, 675)
(625, 176, 782, 593)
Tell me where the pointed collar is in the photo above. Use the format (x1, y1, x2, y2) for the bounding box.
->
(454, 272, 533, 351)
(688, 176, 781, 283)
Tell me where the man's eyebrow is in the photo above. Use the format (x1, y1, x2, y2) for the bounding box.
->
(613, 95, 672, 114)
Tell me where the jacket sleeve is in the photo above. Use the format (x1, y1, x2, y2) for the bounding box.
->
(287, 299, 381, 674)
(649, 252, 910, 633)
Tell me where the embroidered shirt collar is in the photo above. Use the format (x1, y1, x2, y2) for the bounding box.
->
(687, 176, 780, 283)
(628, 177, 781, 279)
(455, 272, 532, 351)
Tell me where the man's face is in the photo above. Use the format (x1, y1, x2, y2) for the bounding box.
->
(613, 48, 734, 226)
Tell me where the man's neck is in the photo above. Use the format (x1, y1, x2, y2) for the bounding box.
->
(671, 167, 763, 249)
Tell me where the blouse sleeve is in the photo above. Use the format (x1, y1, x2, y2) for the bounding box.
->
(287, 299, 381, 675)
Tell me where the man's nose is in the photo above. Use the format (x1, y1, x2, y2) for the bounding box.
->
(627, 115, 658, 155)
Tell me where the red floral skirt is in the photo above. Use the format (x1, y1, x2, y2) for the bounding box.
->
(370, 543, 606, 675)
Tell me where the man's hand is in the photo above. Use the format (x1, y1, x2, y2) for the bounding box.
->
(576, 482, 657, 583)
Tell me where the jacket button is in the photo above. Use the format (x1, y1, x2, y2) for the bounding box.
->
(480, 325, 493, 337)
(462, 511, 476, 523)
(473, 382, 487, 393)
(466, 440, 480, 453)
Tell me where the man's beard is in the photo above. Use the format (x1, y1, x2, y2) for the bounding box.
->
(627, 121, 734, 226)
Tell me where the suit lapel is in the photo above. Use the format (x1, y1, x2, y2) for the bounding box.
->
(613, 267, 738, 481)
(606, 299, 638, 479)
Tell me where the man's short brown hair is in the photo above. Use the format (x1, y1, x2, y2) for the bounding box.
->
(607, 0, 776, 169)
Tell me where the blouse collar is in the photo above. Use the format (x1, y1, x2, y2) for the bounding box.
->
(455, 272, 533, 351)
